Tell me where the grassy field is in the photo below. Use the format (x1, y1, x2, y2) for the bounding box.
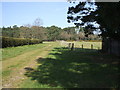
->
(2, 41, 119, 88)
(2, 42, 58, 88)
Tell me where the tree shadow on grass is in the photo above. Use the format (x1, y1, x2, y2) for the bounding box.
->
(24, 47, 120, 88)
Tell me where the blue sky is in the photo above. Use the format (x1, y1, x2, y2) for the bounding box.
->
(2, 2, 75, 28)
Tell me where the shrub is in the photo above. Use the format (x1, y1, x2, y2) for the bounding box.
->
(2, 36, 42, 48)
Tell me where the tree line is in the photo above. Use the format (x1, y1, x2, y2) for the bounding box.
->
(1, 25, 101, 42)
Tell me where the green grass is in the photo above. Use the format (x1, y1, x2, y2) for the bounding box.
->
(2, 43, 48, 77)
(20, 77, 62, 88)
(20, 42, 119, 88)
(74, 41, 102, 49)
(2, 41, 119, 88)
(2, 70, 11, 77)
(2, 43, 46, 60)
(2, 42, 59, 87)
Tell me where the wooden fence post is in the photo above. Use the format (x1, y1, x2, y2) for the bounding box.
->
(68, 43, 71, 49)
(82, 44, 83, 49)
(71, 43, 74, 51)
(91, 44, 93, 49)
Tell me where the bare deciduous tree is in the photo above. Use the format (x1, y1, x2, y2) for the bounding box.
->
(33, 18, 43, 27)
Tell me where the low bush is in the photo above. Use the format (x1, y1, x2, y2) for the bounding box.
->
(1, 37, 42, 48)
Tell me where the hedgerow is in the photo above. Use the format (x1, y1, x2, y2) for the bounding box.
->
(1, 37, 42, 48)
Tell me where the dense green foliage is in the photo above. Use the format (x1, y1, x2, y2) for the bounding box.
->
(45, 26, 62, 41)
(2, 25, 101, 40)
(67, 2, 120, 40)
(2, 25, 46, 40)
(2, 37, 42, 48)
(1, 25, 45, 48)
(1, 25, 101, 48)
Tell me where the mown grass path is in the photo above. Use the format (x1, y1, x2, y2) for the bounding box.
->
(2, 42, 58, 88)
